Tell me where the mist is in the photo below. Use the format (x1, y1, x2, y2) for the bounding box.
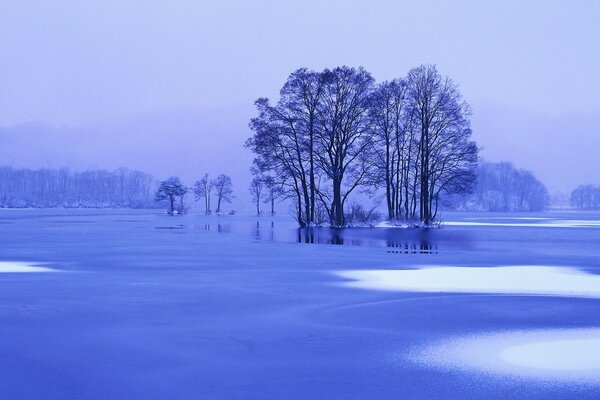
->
(1, 0, 599, 209)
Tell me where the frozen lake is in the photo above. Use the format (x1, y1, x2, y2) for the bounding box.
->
(1, 209, 600, 399)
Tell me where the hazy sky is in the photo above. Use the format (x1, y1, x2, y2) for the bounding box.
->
(1, 0, 599, 198)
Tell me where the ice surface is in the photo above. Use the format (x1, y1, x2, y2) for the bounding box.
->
(409, 329, 600, 382)
(2, 209, 600, 399)
(336, 266, 600, 298)
(0, 261, 56, 273)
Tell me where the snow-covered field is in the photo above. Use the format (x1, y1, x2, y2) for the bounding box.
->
(1, 209, 600, 399)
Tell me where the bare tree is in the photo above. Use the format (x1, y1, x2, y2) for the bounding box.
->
(314, 66, 374, 227)
(212, 174, 233, 213)
(262, 175, 282, 215)
(366, 79, 410, 220)
(406, 65, 477, 224)
(247, 69, 325, 226)
(249, 176, 264, 215)
(193, 173, 213, 214)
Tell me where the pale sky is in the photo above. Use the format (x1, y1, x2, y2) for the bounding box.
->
(1, 0, 599, 197)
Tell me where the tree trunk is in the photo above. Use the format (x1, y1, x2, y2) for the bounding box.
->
(385, 142, 393, 220)
(332, 178, 343, 227)
(309, 120, 316, 224)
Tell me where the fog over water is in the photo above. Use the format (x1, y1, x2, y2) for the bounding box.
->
(1, 1, 599, 209)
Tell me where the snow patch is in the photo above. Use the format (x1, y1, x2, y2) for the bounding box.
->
(335, 266, 600, 298)
(0, 262, 58, 273)
(408, 329, 600, 383)
(446, 220, 600, 228)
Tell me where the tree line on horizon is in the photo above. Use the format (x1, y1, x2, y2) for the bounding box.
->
(0, 166, 156, 208)
(447, 161, 550, 212)
(570, 184, 600, 210)
(246, 64, 478, 227)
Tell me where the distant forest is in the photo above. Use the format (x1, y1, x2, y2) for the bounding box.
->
(447, 161, 549, 212)
(0, 166, 157, 208)
(570, 185, 600, 210)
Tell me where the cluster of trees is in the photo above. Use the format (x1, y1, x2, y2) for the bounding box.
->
(570, 185, 600, 210)
(193, 174, 233, 214)
(154, 174, 234, 215)
(0, 166, 157, 208)
(449, 161, 549, 211)
(248, 170, 282, 215)
(246, 64, 478, 227)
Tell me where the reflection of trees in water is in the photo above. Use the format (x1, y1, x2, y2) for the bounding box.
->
(386, 239, 437, 254)
(297, 227, 439, 251)
(297, 228, 344, 245)
(203, 224, 230, 234)
(196, 221, 453, 252)
(254, 221, 276, 241)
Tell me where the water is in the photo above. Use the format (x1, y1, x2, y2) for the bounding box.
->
(1, 208, 600, 399)
(191, 210, 600, 261)
(214, 218, 453, 252)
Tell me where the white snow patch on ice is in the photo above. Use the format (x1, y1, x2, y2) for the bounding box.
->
(445, 220, 600, 228)
(336, 266, 600, 298)
(0, 261, 58, 273)
(496, 217, 551, 220)
(375, 221, 410, 228)
(408, 329, 600, 383)
(465, 217, 552, 221)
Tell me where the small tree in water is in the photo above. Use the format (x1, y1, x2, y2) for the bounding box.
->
(193, 173, 213, 214)
(212, 174, 233, 213)
(249, 177, 264, 215)
(155, 177, 187, 214)
(263, 175, 281, 215)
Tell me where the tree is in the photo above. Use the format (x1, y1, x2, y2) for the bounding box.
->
(247, 68, 325, 226)
(155, 177, 187, 214)
(248, 67, 375, 227)
(406, 65, 477, 224)
(314, 66, 375, 227)
(366, 79, 410, 220)
(212, 174, 233, 213)
(193, 173, 213, 214)
(263, 175, 281, 215)
(249, 176, 264, 215)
